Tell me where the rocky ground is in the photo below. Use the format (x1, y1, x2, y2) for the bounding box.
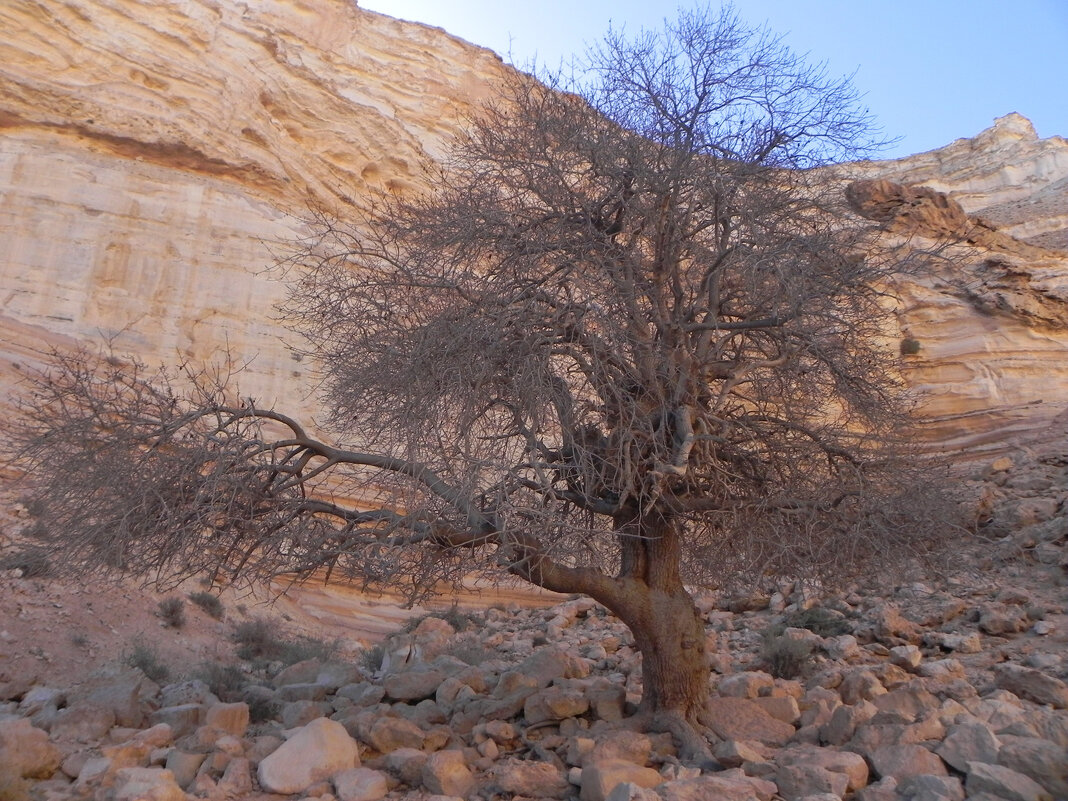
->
(0, 445, 1065, 801)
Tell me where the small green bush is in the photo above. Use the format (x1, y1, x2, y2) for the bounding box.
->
(123, 636, 170, 683)
(158, 597, 186, 628)
(900, 337, 921, 356)
(70, 632, 89, 648)
(188, 591, 225, 620)
(760, 634, 813, 679)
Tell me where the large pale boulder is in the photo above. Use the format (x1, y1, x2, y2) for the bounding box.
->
(257, 717, 360, 794)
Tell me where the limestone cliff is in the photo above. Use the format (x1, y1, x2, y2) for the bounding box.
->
(1, 1, 1065, 459)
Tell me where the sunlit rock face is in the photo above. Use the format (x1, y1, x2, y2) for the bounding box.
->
(853, 114, 1068, 458)
(0, 0, 509, 407)
(1, 0, 1065, 459)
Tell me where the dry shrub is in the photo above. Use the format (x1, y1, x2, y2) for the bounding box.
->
(188, 591, 225, 620)
(158, 597, 186, 628)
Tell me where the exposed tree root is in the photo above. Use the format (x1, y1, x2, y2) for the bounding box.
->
(626, 709, 716, 765)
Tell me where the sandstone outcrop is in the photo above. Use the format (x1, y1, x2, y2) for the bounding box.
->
(1, 3, 1066, 462)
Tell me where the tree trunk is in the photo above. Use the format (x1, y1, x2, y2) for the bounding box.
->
(610, 508, 710, 722)
(505, 506, 710, 727)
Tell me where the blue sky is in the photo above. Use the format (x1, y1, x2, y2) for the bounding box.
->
(359, 0, 1066, 160)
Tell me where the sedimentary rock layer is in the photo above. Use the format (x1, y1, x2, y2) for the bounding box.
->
(1, 2, 1065, 457)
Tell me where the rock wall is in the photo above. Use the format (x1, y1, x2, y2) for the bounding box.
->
(1, 1, 1065, 459)
(853, 115, 1068, 457)
(0, 0, 510, 408)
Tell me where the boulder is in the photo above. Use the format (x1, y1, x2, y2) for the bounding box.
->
(257, 717, 360, 794)
(965, 761, 1053, 801)
(421, 749, 474, 797)
(334, 767, 390, 801)
(488, 758, 572, 799)
(869, 744, 948, 780)
(706, 696, 795, 746)
(936, 720, 1001, 772)
(581, 759, 663, 801)
(0, 717, 61, 779)
(111, 767, 185, 801)
(657, 770, 777, 801)
(367, 715, 425, 752)
(994, 664, 1068, 708)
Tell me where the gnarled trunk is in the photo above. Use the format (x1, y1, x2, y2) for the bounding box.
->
(609, 508, 710, 722)
(506, 506, 710, 729)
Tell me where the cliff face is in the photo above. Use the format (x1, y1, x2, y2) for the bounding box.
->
(852, 115, 1068, 456)
(2, 1, 1065, 458)
(0, 0, 510, 406)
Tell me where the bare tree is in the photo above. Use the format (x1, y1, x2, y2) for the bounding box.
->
(8, 7, 948, 755)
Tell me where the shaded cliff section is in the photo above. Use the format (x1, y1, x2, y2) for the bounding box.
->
(1, 1, 1066, 459)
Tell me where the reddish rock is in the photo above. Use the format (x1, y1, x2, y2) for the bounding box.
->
(706, 696, 796, 746)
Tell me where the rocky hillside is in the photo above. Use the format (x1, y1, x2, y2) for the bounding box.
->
(1, 0, 1066, 461)
(1, 441, 1065, 799)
